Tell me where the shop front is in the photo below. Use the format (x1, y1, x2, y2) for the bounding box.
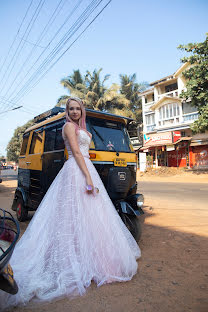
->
(189, 144, 208, 169)
(142, 131, 182, 168)
(141, 130, 208, 169)
(167, 140, 189, 167)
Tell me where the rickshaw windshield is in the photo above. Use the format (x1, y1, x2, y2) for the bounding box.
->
(87, 117, 132, 152)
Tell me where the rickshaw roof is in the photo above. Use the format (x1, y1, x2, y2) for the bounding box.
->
(25, 107, 134, 133)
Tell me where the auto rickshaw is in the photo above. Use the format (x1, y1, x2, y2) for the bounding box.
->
(12, 107, 144, 240)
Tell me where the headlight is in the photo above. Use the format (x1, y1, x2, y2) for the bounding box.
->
(137, 194, 144, 208)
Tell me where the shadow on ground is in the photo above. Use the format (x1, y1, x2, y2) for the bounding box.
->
(5, 205, 207, 312)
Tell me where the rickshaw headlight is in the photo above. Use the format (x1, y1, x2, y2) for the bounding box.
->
(137, 194, 144, 208)
(133, 164, 137, 172)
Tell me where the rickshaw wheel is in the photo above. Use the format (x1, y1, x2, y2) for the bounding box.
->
(120, 214, 142, 242)
(16, 196, 28, 222)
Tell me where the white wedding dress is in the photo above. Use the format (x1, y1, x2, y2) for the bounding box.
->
(0, 126, 141, 310)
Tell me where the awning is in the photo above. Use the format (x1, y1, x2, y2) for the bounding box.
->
(174, 137, 192, 144)
(139, 146, 149, 152)
(190, 140, 208, 146)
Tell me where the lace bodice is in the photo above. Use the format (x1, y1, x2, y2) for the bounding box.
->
(62, 124, 91, 158)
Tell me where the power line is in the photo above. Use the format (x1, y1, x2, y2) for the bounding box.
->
(1, 0, 67, 104)
(19, 0, 112, 102)
(6, 0, 105, 107)
(16, 37, 46, 48)
(0, 0, 46, 95)
(0, 98, 38, 114)
(0, 0, 34, 78)
(0, 0, 84, 111)
(1, 0, 112, 114)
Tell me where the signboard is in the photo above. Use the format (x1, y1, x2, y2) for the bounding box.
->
(139, 152, 147, 172)
(144, 132, 172, 147)
(130, 137, 140, 145)
(130, 136, 141, 150)
(143, 131, 181, 147)
(166, 144, 175, 152)
(172, 131, 181, 143)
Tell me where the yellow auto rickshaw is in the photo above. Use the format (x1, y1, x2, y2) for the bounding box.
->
(12, 107, 144, 240)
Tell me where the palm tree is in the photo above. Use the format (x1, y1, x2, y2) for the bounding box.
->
(120, 74, 148, 114)
(56, 70, 87, 107)
(119, 74, 148, 138)
(56, 69, 130, 111)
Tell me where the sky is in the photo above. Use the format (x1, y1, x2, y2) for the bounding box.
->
(0, 0, 207, 156)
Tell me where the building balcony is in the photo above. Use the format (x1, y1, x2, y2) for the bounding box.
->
(145, 112, 199, 133)
(182, 112, 199, 123)
(157, 90, 178, 100)
(144, 101, 154, 112)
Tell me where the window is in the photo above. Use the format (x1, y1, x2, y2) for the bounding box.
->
(44, 127, 56, 152)
(29, 130, 43, 154)
(55, 124, 65, 150)
(145, 113, 155, 125)
(159, 103, 180, 120)
(87, 117, 131, 152)
(182, 102, 198, 114)
(20, 133, 30, 155)
(44, 121, 65, 152)
(165, 82, 178, 93)
(158, 103, 181, 126)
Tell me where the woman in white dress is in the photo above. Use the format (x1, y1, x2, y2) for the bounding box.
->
(0, 97, 141, 310)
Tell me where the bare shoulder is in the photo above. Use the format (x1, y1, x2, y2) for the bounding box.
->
(64, 122, 76, 134)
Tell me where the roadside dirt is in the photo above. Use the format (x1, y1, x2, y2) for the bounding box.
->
(0, 178, 208, 312)
(137, 168, 208, 184)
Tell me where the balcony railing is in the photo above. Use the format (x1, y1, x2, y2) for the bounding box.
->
(157, 90, 178, 100)
(146, 124, 156, 132)
(183, 112, 199, 123)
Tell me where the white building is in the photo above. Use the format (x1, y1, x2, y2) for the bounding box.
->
(139, 63, 208, 169)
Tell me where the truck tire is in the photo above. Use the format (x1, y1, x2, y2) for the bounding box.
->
(120, 213, 142, 242)
(16, 195, 28, 222)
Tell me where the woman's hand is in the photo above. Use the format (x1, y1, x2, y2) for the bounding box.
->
(86, 175, 94, 194)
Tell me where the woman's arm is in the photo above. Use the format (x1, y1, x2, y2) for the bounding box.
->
(64, 123, 94, 192)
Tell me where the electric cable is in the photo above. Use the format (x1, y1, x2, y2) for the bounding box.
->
(0, 0, 111, 115)
(21, 0, 112, 100)
(0, 0, 46, 96)
(7, 0, 104, 106)
(1, 0, 67, 103)
(0, 0, 84, 111)
(0, 0, 34, 78)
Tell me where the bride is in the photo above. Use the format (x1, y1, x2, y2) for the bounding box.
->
(0, 97, 141, 309)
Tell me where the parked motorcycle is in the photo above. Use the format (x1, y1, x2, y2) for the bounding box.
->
(0, 209, 20, 294)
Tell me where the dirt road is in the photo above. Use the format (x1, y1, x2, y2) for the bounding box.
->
(0, 174, 208, 312)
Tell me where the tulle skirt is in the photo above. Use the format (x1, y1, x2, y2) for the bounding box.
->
(0, 157, 141, 309)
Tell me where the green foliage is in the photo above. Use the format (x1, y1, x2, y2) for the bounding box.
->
(119, 73, 148, 122)
(178, 33, 208, 133)
(57, 68, 130, 111)
(0, 156, 6, 165)
(146, 155, 153, 168)
(190, 104, 208, 134)
(6, 120, 35, 162)
(57, 69, 148, 139)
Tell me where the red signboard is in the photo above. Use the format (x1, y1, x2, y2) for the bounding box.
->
(172, 131, 181, 143)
